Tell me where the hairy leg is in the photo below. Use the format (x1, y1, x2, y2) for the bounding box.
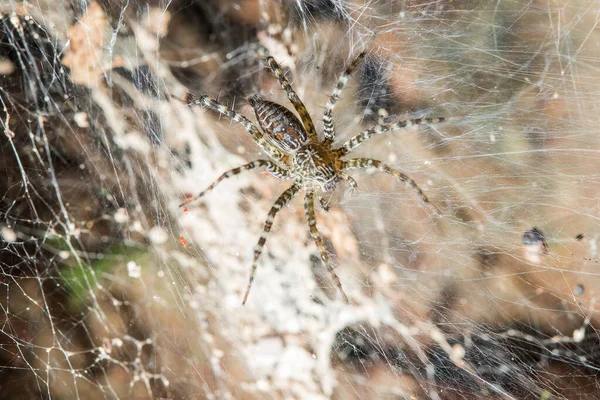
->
(263, 56, 318, 141)
(337, 115, 460, 156)
(243, 183, 302, 305)
(323, 51, 367, 143)
(187, 93, 288, 163)
(342, 158, 440, 214)
(179, 160, 288, 207)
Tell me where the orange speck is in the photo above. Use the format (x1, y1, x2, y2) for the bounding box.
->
(183, 207, 188, 214)
(179, 236, 188, 248)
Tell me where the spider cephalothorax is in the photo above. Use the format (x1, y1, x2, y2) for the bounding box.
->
(291, 143, 340, 192)
(183, 50, 457, 305)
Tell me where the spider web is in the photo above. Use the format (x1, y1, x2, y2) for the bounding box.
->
(1, 0, 599, 399)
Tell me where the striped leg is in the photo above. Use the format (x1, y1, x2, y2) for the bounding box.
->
(180, 160, 288, 207)
(342, 158, 440, 214)
(323, 51, 367, 143)
(337, 115, 460, 156)
(305, 190, 349, 304)
(187, 93, 287, 162)
(243, 183, 302, 305)
(263, 56, 318, 141)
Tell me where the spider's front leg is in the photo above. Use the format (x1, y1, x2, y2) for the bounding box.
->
(243, 183, 302, 305)
(305, 190, 350, 304)
(337, 114, 461, 156)
(342, 158, 440, 215)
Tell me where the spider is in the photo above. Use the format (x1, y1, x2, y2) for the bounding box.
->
(182, 50, 457, 305)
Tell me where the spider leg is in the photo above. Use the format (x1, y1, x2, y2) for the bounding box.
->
(323, 51, 367, 144)
(187, 93, 288, 163)
(337, 115, 461, 157)
(266, 163, 291, 180)
(243, 182, 302, 305)
(263, 56, 318, 141)
(342, 158, 440, 214)
(179, 160, 287, 207)
(304, 190, 350, 304)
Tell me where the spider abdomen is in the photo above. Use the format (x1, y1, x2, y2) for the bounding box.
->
(249, 94, 308, 153)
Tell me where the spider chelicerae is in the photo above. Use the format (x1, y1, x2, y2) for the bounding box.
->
(182, 50, 457, 305)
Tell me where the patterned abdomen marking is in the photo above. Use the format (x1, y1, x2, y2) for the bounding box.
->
(249, 95, 308, 153)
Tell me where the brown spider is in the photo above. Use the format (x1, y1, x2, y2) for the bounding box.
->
(182, 50, 457, 305)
